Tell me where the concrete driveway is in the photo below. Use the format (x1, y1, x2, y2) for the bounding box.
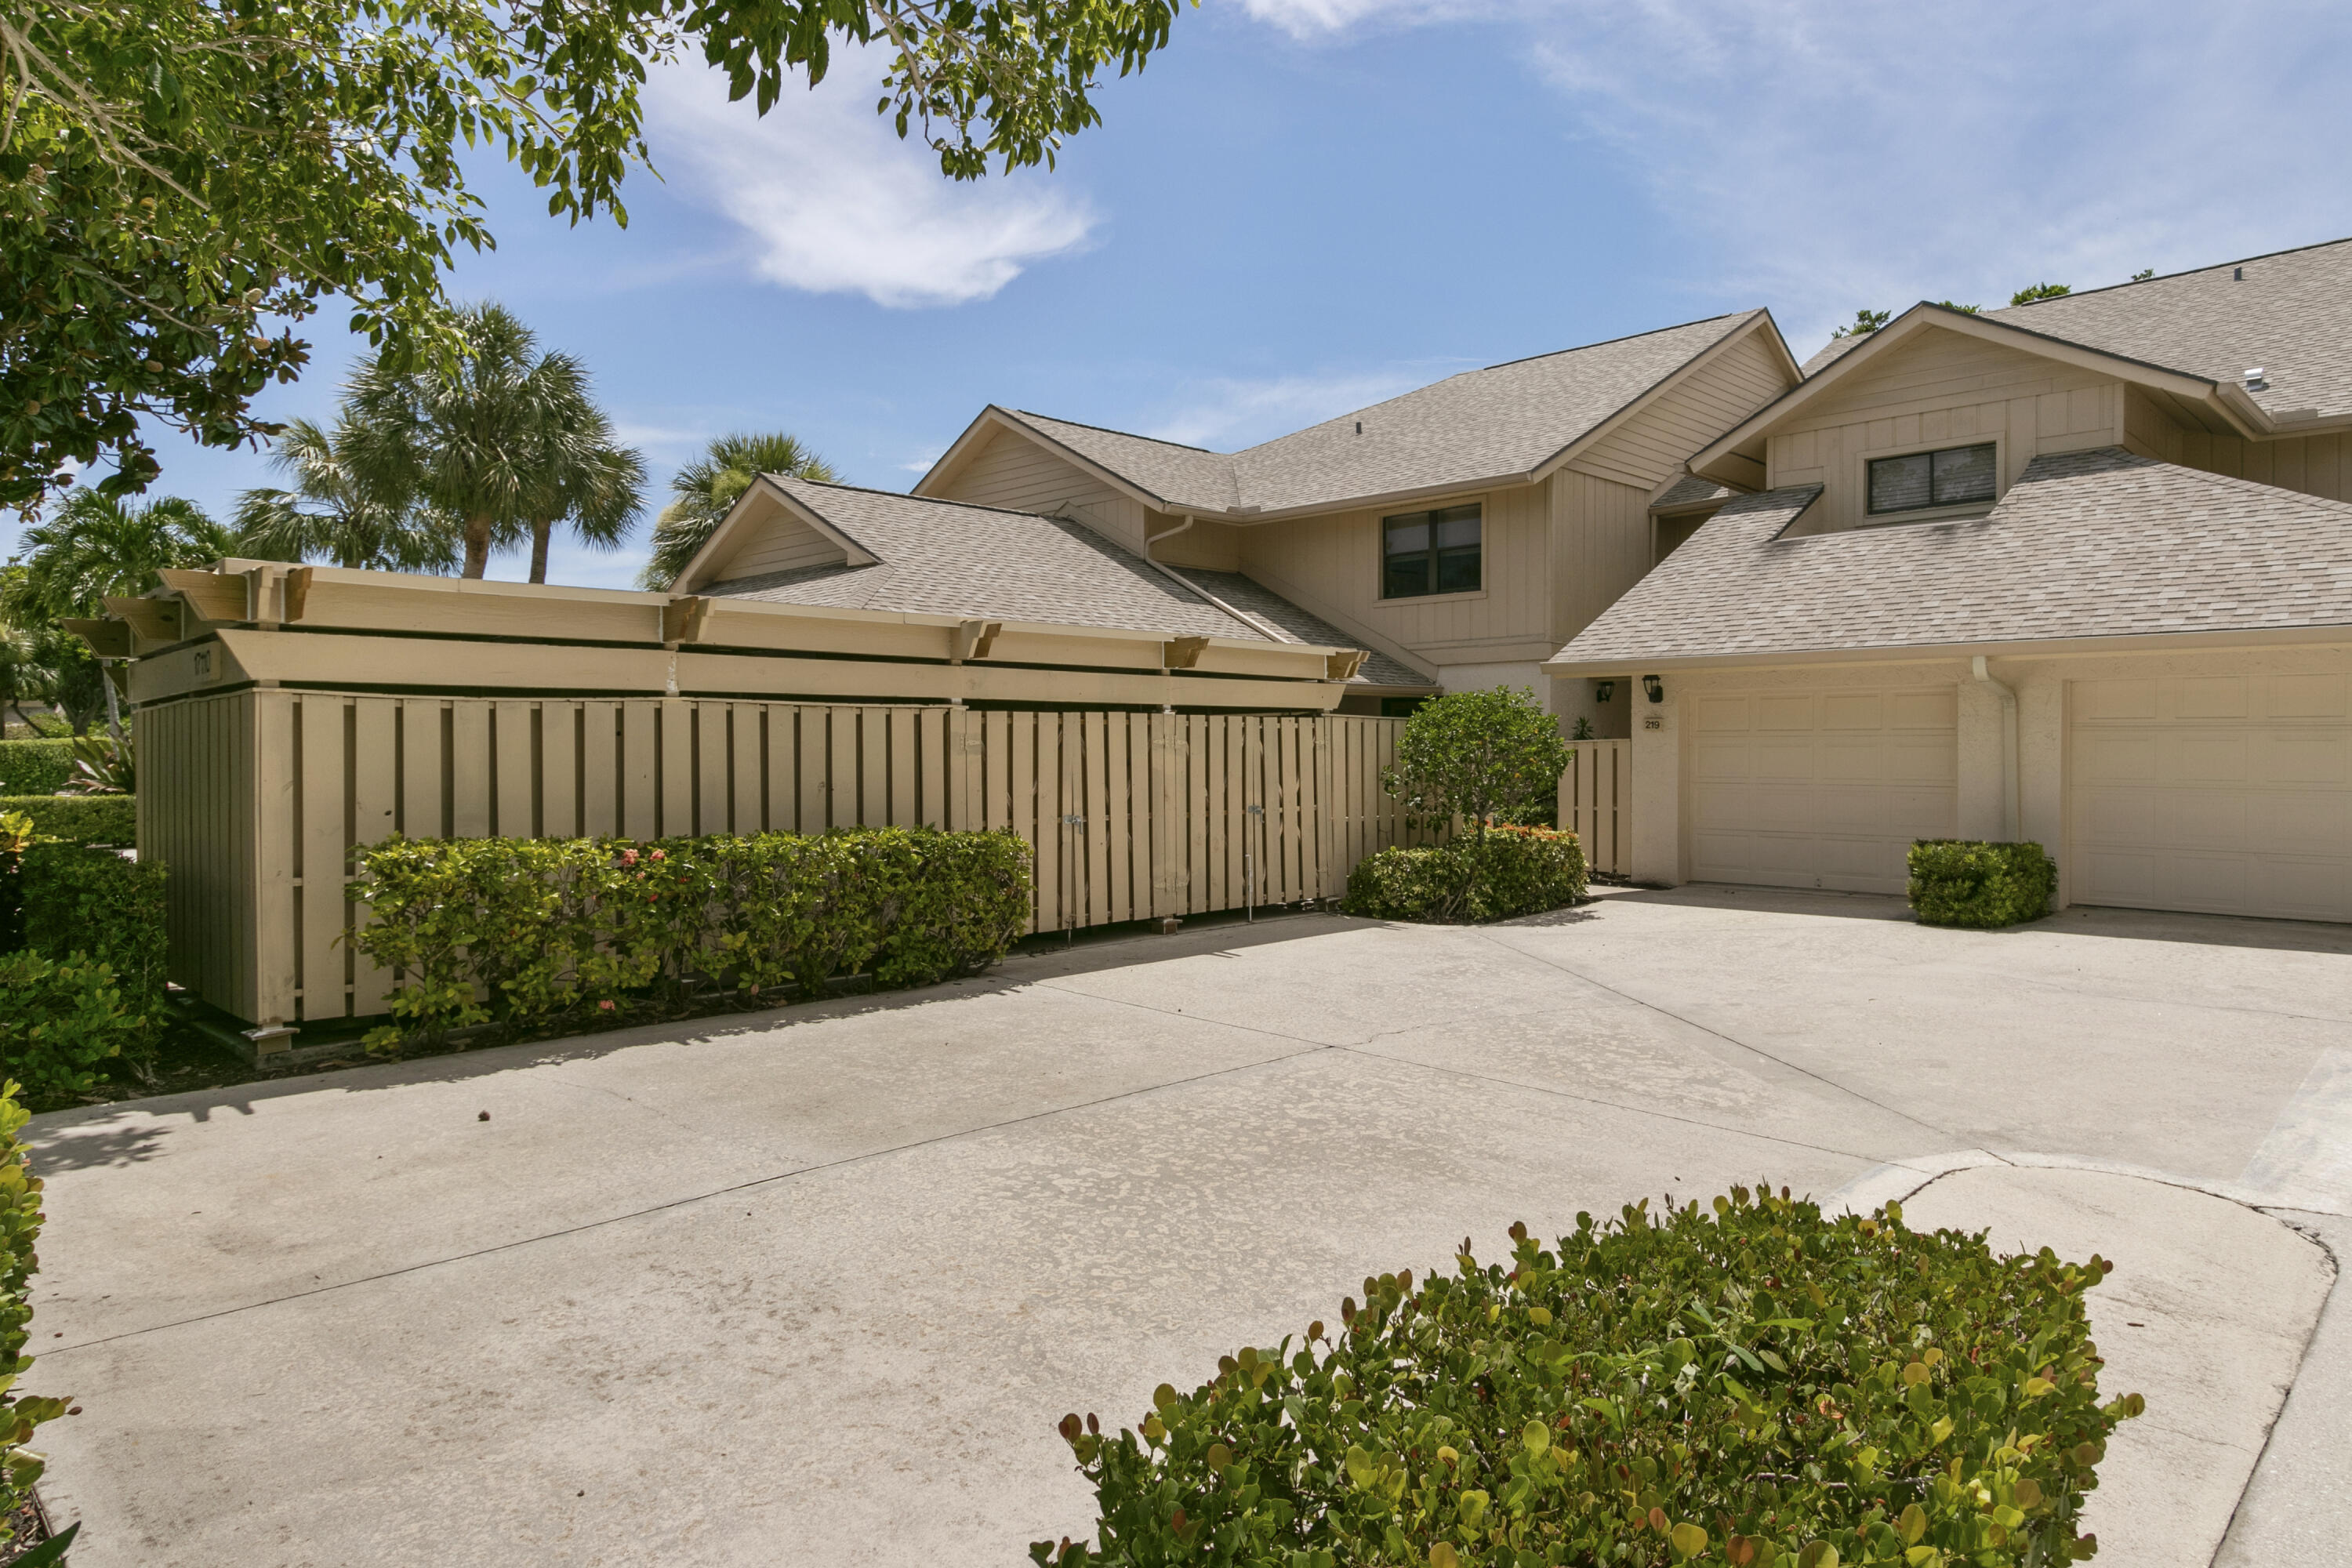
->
(25, 886, 2351, 1566)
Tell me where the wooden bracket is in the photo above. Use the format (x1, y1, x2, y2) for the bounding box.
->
(62, 617, 133, 658)
(157, 568, 249, 625)
(1163, 635, 1210, 670)
(953, 619, 1003, 662)
(662, 595, 713, 645)
(1325, 648, 1368, 681)
(103, 595, 182, 644)
(281, 566, 314, 623)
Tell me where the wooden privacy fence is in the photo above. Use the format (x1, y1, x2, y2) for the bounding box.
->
(142, 688, 1422, 1027)
(1559, 738, 1632, 878)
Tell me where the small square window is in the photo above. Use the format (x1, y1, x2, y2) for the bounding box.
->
(1867, 442, 1998, 516)
(1383, 504, 1481, 597)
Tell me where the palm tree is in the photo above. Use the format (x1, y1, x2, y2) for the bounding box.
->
(340, 303, 643, 580)
(522, 402, 645, 584)
(232, 418, 461, 572)
(639, 433, 838, 589)
(8, 489, 238, 622)
(0, 594, 54, 733)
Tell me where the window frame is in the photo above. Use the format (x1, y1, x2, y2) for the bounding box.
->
(1377, 500, 1486, 603)
(1860, 438, 2004, 523)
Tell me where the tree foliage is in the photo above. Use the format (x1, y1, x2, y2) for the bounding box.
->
(1383, 688, 1571, 844)
(0, 0, 1189, 512)
(2007, 282, 2071, 306)
(3, 488, 230, 622)
(641, 430, 839, 587)
(232, 418, 462, 573)
(336, 302, 643, 579)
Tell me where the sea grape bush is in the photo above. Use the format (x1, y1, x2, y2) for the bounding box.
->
(1038, 1186, 2142, 1568)
(349, 826, 1032, 1047)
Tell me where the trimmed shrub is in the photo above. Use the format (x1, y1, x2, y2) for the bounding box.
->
(0, 794, 136, 848)
(21, 842, 168, 1016)
(1345, 826, 1587, 924)
(0, 740, 72, 797)
(1038, 1187, 2143, 1568)
(1908, 841, 2056, 929)
(350, 826, 1033, 1047)
(0, 1083, 68, 1549)
(0, 953, 140, 1101)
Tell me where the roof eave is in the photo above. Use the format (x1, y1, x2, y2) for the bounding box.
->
(1527, 309, 1794, 484)
(1544, 620, 2352, 674)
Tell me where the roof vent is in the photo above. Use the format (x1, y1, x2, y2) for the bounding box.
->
(2234, 266, 2244, 281)
(2245, 368, 2267, 390)
(1354, 421, 1363, 435)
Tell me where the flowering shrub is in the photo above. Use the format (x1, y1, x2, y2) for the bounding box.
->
(1039, 1187, 2142, 1568)
(348, 826, 1033, 1048)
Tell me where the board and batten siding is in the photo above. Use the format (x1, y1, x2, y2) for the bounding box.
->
(1239, 482, 1555, 662)
(138, 688, 1426, 1028)
(1568, 329, 1795, 491)
(931, 426, 1151, 553)
(1546, 470, 1654, 652)
(705, 506, 849, 583)
(2122, 383, 2351, 504)
(1767, 328, 2123, 536)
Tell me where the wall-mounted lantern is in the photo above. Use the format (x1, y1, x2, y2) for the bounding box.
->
(1642, 673, 1664, 704)
(1594, 680, 1615, 702)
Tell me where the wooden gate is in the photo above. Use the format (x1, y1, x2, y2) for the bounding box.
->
(1559, 739, 1632, 878)
(140, 691, 1421, 1025)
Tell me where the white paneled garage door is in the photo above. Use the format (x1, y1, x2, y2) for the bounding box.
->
(2071, 673, 2352, 922)
(1687, 688, 1958, 893)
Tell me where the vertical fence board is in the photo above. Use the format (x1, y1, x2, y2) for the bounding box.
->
(620, 701, 659, 840)
(694, 703, 728, 835)
(448, 701, 491, 838)
(494, 700, 534, 838)
(658, 701, 694, 837)
(296, 695, 349, 1018)
(543, 702, 580, 840)
(350, 699, 399, 1014)
(887, 708, 918, 826)
(733, 706, 764, 832)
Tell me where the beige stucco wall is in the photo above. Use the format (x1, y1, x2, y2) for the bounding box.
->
(1577, 641, 2352, 909)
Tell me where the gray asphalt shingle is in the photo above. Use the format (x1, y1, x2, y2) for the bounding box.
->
(1004, 312, 1763, 515)
(703, 480, 1266, 642)
(1552, 447, 2352, 664)
(1166, 569, 1433, 688)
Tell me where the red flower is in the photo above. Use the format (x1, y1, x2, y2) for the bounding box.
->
(598, 1000, 615, 1012)
(650, 848, 666, 862)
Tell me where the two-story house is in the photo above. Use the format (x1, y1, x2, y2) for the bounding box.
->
(1548, 238, 2352, 924)
(675, 310, 1800, 735)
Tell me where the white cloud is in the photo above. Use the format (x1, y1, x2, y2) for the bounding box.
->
(1146, 368, 1457, 448)
(1517, 0, 2352, 352)
(1220, 0, 2352, 356)
(1229, 0, 1488, 41)
(641, 53, 1096, 308)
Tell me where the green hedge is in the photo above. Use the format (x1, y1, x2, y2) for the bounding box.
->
(1039, 1187, 2143, 1568)
(0, 953, 143, 1102)
(1345, 826, 1587, 924)
(0, 741, 72, 797)
(350, 826, 1033, 1047)
(0, 795, 136, 848)
(0, 1084, 67, 1549)
(1908, 841, 2056, 930)
(21, 842, 168, 1011)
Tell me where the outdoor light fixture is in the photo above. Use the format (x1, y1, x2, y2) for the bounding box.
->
(1594, 680, 1615, 702)
(1642, 673, 1664, 704)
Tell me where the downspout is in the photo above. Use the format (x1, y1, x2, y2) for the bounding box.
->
(1972, 656, 2020, 840)
(1134, 514, 1294, 644)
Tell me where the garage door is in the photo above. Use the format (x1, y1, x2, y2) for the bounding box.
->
(2071, 673, 2352, 922)
(1688, 688, 1958, 893)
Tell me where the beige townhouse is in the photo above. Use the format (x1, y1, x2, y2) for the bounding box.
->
(1547, 238, 2352, 924)
(677, 310, 1799, 733)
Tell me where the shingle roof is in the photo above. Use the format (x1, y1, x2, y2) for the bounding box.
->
(1552, 447, 2352, 664)
(1650, 474, 1740, 513)
(1167, 568, 1433, 688)
(703, 479, 1267, 641)
(1988, 238, 2352, 421)
(1000, 312, 1765, 516)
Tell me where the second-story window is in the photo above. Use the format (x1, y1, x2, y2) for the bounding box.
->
(1867, 442, 1998, 516)
(1383, 503, 1482, 598)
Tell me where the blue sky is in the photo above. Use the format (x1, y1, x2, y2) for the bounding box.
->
(20, 0, 2352, 586)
